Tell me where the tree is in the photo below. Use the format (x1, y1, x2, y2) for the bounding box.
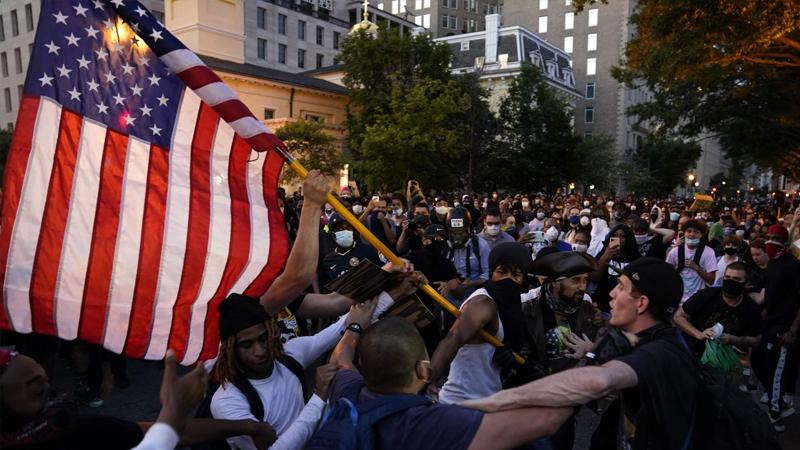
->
(484, 63, 584, 193)
(339, 27, 465, 190)
(573, 135, 620, 192)
(274, 119, 341, 184)
(451, 73, 497, 192)
(625, 136, 702, 197)
(573, 0, 800, 178)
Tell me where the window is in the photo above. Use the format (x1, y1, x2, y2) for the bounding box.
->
(467, 19, 477, 32)
(257, 7, 266, 29)
(0, 53, 7, 77)
(424, 0, 431, 7)
(278, 14, 287, 35)
(14, 48, 21, 74)
(10, 10, 18, 37)
(564, 12, 573, 30)
(545, 60, 556, 78)
(333, 32, 340, 49)
(4, 88, 11, 112)
(538, 16, 547, 33)
(17, 84, 22, 100)
(584, 131, 593, 138)
(442, 15, 449, 28)
(25, 4, 33, 32)
(316, 53, 324, 68)
(423, 14, 430, 28)
(586, 57, 596, 76)
(563, 36, 573, 53)
(529, 51, 542, 67)
(0, 15, 4, 41)
(586, 82, 595, 99)
(450, 15, 457, 29)
(539, 0, 547, 9)
(588, 8, 598, 27)
(392, 0, 399, 13)
(257, 38, 267, 60)
(316, 26, 324, 45)
(304, 113, 325, 123)
(264, 108, 275, 120)
(460, 41, 469, 51)
(298, 20, 306, 40)
(563, 68, 574, 84)
(377, 2, 384, 9)
(278, 43, 287, 64)
(565, 0, 572, 4)
(587, 33, 597, 51)
(465, 0, 477, 12)
(585, 107, 594, 123)
(415, 15, 422, 26)
(298, 48, 306, 69)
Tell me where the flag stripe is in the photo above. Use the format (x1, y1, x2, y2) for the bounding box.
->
(103, 137, 152, 353)
(229, 117, 267, 139)
(123, 144, 169, 358)
(198, 136, 253, 361)
(195, 82, 238, 107)
(4, 98, 62, 333)
(167, 103, 218, 362)
(145, 90, 201, 360)
(179, 66, 222, 92)
(0, 97, 41, 330)
(54, 119, 107, 340)
(77, 130, 129, 344)
(159, 49, 204, 74)
(243, 149, 289, 297)
(29, 109, 83, 335)
(181, 120, 236, 365)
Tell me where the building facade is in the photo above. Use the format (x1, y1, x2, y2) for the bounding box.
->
(372, 0, 491, 37)
(435, 14, 581, 111)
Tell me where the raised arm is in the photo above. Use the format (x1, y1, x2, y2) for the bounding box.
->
(261, 170, 329, 314)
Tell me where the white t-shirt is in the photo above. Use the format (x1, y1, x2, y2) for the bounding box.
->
(714, 255, 740, 286)
(666, 245, 718, 303)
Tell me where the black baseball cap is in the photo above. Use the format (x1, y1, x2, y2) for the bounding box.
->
(218, 294, 270, 341)
(621, 258, 683, 320)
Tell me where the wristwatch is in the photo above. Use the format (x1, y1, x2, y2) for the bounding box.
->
(346, 323, 363, 335)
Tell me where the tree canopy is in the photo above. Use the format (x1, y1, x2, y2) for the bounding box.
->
(625, 136, 702, 197)
(274, 118, 341, 184)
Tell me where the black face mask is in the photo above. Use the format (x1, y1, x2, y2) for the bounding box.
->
(485, 277, 528, 354)
(723, 247, 738, 256)
(424, 240, 447, 256)
(722, 278, 746, 297)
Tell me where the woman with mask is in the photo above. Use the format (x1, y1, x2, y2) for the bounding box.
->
(590, 224, 641, 312)
(587, 207, 611, 258)
(563, 208, 582, 243)
(714, 236, 742, 286)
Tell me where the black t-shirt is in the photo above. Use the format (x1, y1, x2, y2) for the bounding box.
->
(763, 253, 800, 335)
(408, 249, 460, 284)
(2, 410, 143, 450)
(637, 236, 668, 259)
(320, 243, 384, 286)
(615, 325, 699, 450)
(682, 287, 762, 355)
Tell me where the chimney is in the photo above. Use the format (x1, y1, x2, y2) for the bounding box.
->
(485, 14, 500, 64)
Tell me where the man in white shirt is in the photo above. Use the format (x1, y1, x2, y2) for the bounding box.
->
(666, 220, 717, 303)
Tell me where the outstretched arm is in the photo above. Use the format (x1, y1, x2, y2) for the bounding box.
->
(261, 170, 329, 314)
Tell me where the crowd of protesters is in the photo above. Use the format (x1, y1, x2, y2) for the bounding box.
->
(2, 171, 799, 449)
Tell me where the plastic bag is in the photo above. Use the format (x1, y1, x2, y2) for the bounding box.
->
(701, 339, 742, 374)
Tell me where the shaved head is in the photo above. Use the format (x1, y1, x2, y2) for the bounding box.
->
(358, 318, 428, 393)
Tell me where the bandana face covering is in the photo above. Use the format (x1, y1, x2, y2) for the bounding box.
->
(765, 241, 785, 260)
(543, 282, 580, 315)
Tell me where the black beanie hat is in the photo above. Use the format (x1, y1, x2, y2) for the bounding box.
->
(218, 293, 271, 341)
(621, 257, 683, 320)
(489, 242, 532, 274)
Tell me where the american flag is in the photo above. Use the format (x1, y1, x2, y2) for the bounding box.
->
(0, 0, 290, 364)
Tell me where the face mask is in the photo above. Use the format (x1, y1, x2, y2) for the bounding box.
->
(735, 230, 745, 238)
(723, 227, 735, 236)
(436, 206, 448, 215)
(580, 216, 590, 226)
(534, 199, 541, 205)
(536, 212, 546, 220)
(765, 241, 784, 260)
(545, 226, 559, 242)
(723, 247, 738, 256)
(607, 201, 615, 208)
(569, 215, 580, 225)
(630, 205, 637, 211)
(670, 212, 680, 222)
(393, 208, 404, 216)
(504, 225, 516, 234)
(334, 230, 354, 248)
(583, 201, 591, 207)
(352, 205, 364, 215)
(685, 237, 701, 247)
(425, 240, 447, 255)
(485, 224, 501, 236)
(722, 278, 746, 297)
(572, 244, 588, 253)
(522, 201, 530, 208)
(634, 234, 650, 245)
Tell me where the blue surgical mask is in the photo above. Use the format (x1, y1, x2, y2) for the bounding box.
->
(334, 230, 354, 248)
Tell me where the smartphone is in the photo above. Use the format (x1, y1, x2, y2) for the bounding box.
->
(372, 195, 379, 201)
(610, 237, 620, 247)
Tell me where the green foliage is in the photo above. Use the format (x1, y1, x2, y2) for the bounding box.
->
(0, 129, 11, 179)
(574, 0, 800, 178)
(451, 73, 497, 191)
(625, 136, 702, 197)
(275, 119, 341, 183)
(573, 135, 620, 191)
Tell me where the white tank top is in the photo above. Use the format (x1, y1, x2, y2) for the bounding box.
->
(438, 288, 504, 405)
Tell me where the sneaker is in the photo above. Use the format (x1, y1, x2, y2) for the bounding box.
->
(760, 392, 769, 404)
(738, 383, 758, 393)
(768, 410, 786, 433)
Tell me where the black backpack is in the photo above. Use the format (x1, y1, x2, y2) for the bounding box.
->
(192, 355, 307, 450)
(676, 242, 705, 272)
(674, 333, 780, 450)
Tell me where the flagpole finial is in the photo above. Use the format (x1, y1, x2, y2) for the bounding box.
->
(350, 0, 379, 36)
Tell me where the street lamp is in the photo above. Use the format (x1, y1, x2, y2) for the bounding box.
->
(694, 181, 700, 187)
(722, 181, 726, 185)
(687, 173, 696, 183)
(589, 184, 595, 190)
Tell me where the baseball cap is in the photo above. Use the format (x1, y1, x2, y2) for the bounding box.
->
(218, 294, 270, 341)
(424, 224, 447, 238)
(766, 224, 789, 243)
(621, 258, 683, 320)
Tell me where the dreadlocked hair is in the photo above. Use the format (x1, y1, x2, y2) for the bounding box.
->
(212, 319, 283, 386)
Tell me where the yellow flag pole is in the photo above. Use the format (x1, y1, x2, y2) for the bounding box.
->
(282, 157, 525, 365)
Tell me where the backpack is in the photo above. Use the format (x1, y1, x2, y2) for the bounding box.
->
(192, 355, 307, 450)
(676, 242, 706, 273)
(674, 333, 780, 450)
(304, 394, 432, 450)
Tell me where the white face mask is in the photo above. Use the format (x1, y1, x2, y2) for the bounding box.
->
(436, 206, 448, 215)
(670, 212, 680, 222)
(485, 224, 500, 236)
(545, 226, 559, 242)
(522, 201, 530, 208)
(453, 202, 461, 207)
(686, 237, 701, 247)
(352, 205, 364, 215)
(580, 216, 590, 226)
(735, 229, 745, 238)
(630, 205, 637, 211)
(572, 244, 588, 253)
(393, 208, 404, 216)
(536, 212, 546, 220)
(634, 234, 650, 245)
(334, 230, 354, 248)
(583, 201, 590, 207)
